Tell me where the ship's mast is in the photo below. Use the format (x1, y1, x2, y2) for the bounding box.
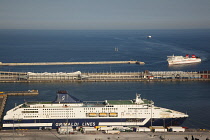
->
(135, 94, 143, 104)
(151, 106, 153, 127)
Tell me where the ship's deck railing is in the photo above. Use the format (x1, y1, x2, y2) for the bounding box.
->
(21, 99, 154, 108)
(21, 101, 106, 108)
(159, 107, 187, 115)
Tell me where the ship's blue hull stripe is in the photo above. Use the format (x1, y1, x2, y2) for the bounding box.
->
(2, 117, 187, 130)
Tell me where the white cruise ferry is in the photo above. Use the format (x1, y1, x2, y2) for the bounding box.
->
(3, 91, 188, 129)
(167, 54, 201, 65)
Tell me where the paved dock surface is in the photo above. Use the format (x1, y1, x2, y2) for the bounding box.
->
(0, 130, 209, 140)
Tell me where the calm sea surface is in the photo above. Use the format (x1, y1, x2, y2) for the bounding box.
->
(0, 29, 210, 129)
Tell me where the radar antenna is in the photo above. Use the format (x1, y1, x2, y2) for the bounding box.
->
(135, 93, 144, 104)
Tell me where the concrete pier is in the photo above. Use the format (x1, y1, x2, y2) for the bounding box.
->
(0, 61, 145, 66)
(2, 90, 39, 96)
(0, 71, 209, 82)
(0, 90, 39, 128)
(0, 94, 7, 124)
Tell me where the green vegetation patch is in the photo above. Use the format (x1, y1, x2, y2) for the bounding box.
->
(107, 100, 133, 105)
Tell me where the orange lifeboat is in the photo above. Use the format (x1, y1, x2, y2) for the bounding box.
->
(99, 113, 107, 117)
(109, 113, 118, 117)
(89, 113, 97, 117)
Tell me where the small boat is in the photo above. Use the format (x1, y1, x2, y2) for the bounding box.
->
(99, 113, 107, 117)
(89, 113, 97, 117)
(109, 113, 118, 117)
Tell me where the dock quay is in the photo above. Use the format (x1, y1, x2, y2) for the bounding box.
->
(0, 129, 210, 140)
(0, 90, 38, 125)
(1, 90, 39, 96)
(0, 70, 209, 82)
(0, 94, 7, 124)
(0, 60, 145, 66)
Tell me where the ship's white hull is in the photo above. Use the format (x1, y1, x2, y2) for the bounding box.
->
(168, 58, 201, 65)
(2, 117, 188, 129)
(2, 92, 188, 130)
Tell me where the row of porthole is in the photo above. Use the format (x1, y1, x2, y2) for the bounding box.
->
(24, 116, 38, 118)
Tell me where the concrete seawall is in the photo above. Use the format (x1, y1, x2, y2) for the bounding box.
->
(0, 61, 145, 66)
(0, 90, 39, 128)
(1, 79, 208, 83)
(0, 95, 7, 124)
(3, 90, 39, 96)
(0, 71, 209, 82)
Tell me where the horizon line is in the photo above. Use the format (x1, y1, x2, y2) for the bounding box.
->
(0, 28, 210, 31)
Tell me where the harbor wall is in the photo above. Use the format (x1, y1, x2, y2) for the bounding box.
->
(0, 95, 7, 124)
(0, 71, 209, 82)
(0, 90, 39, 129)
(0, 61, 144, 66)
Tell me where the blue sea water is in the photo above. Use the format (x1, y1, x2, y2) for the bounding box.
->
(0, 29, 210, 129)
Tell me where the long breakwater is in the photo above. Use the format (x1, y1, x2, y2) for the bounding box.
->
(0, 61, 144, 66)
(0, 70, 209, 82)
